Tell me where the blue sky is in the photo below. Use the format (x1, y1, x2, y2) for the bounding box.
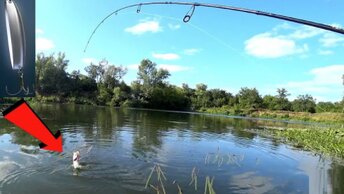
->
(36, 0, 344, 102)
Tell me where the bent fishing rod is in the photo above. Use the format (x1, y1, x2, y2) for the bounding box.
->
(84, 1, 344, 52)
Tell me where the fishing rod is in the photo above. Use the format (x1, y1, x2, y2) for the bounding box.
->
(84, 1, 344, 52)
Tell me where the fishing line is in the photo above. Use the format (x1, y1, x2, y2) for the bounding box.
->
(82, 2, 324, 88)
(142, 12, 277, 79)
(140, 12, 239, 52)
(144, 11, 283, 92)
(84, 1, 344, 53)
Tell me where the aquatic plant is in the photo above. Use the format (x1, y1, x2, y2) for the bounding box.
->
(189, 167, 198, 191)
(204, 176, 216, 194)
(145, 164, 167, 194)
(173, 180, 183, 194)
(205, 148, 245, 167)
(272, 127, 344, 158)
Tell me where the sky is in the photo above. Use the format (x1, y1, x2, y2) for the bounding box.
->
(36, 0, 344, 102)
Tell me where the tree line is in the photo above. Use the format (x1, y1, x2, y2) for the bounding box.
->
(34, 53, 344, 114)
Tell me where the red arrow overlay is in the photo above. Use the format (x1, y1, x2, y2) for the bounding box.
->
(2, 99, 63, 152)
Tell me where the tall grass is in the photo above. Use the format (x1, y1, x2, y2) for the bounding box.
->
(202, 107, 344, 124)
(204, 176, 216, 194)
(145, 164, 220, 194)
(145, 164, 167, 194)
(189, 167, 198, 191)
(205, 148, 245, 167)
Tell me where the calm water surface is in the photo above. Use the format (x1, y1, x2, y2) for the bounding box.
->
(0, 104, 343, 194)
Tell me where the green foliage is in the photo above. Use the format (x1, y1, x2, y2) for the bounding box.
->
(316, 101, 337, 113)
(191, 83, 210, 110)
(273, 127, 344, 158)
(138, 59, 170, 88)
(262, 89, 291, 111)
(274, 88, 291, 111)
(32, 54, 344, 121)
(262, 95, 277, 110)
(237, 87, 262, 110)
(110, 82, 131, 107)
(292, 94, 316, 113)
(97, 85, 112, 105)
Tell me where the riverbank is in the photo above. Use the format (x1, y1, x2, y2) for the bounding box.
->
(201, 107, 344, 124)
(2, 97, 343, 124)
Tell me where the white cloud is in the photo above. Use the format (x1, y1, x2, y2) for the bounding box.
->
(310, 65, 344, 85)
(245, 23, 344, 58)
(82, 58, 97, 65)
(36, 37, 54, 51)
(319, 33, 344, 47)
(245, 33, 307, 58)
(277, 65, 344, 102)
(127, 64, 139, 70)
(36, 28, 44, 34)
(168, 24, 181, 30)
(126, 63, 190, 72)
(158, 64, 190, 72)
(152, 53, 180, 60)
(318, 50, 333, 55)
(272, 23, 294, 32)
(184, 48, 201, 55)
(125, 21, 162, 35)
(288, 26, 324, 39)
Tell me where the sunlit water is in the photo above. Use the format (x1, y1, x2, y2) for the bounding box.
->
(0, 104, 343, 194)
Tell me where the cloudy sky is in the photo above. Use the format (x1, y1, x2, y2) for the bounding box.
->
(36, 0, 344, 102)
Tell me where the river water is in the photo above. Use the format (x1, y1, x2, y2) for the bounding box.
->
(0, 104, 343, 194)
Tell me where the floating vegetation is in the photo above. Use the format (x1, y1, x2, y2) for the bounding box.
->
(205, 148, 245, 167)
(204, 176, 216, 194)
(189, 167, 198, 191)
(272, 127, 344, 158)
(145, 164, 167, 194)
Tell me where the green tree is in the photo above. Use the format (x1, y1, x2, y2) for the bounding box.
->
(37, 53, 71, 96)
(263, 95, 277, 110)
(103, 64, 127, 89)
(135, 59, 170, 105)
(36, 53, 55, 93)
(110, 81, 131, 107)
(316, 101, 336, 113)
(237, 87, 263, 110)
(84, 60, 106, 83)
(274, 88, 291, 111)
(191, 83, 210, 110)
(292, 94, 316, 113)
(137, 59, 170, 87)
(208, 89, 231, 107)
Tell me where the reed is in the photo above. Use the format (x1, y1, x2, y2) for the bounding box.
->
(173, 180, 183, 194)
(145, 164, 167, 194)
(205, 148, 245, 167)
(189, 167, 198, 191)
(204, 176, 216, 194)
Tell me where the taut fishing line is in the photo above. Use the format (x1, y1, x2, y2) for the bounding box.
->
(84, 1, 344, 52)
(138, 11, 279, 82)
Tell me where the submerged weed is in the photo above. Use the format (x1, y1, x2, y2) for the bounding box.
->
(205, 148, 245, 167)
(145, 164, 167, 194)
(204, 176, 216, 194)
(189, 167, 198, 191)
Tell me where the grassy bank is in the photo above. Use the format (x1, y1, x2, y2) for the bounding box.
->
(2, 97, 343, 124)
(202, 107, 344, 124)
(271, 127, 344, 158)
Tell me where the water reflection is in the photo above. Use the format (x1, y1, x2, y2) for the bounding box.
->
(0, 104, 342, 193)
